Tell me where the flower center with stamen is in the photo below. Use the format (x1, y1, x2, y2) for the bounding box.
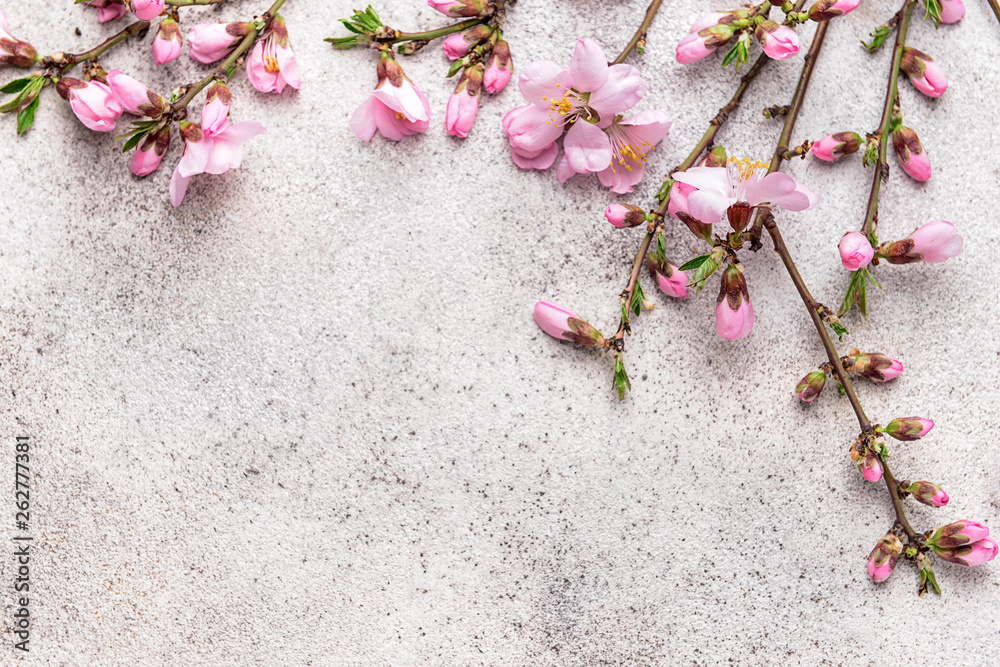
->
(263, 37, 280, 73)
(540, 86, 597, 126)
(726, 156, 769, 202)
(606, 121, 654, 174)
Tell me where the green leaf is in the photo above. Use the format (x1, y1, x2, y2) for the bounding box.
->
(326, 35, 360, 49)
(0, 77, 32, 95)
(689, 255, 721, 295)
(631, 279, 645, 318)
(862, 24, 891, 53)
(679, 253, 711, 272)
(16, 95, 39, 135)
(121, 129, 149, 153)
(620, 300, 629, 326)
(721, 42, 740, 68)
(837, 269, 865, 317)
(613, 356, 631, 401)
(656, 178, 673, 205)
(830, 320, 850, 342)
(339, 20, 363, 34)
(655, 233, 667, 262)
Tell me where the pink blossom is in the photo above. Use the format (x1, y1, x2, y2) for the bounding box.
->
(852, 353, 903, 382)
(0, 9, 38, 67)
(934, 538, 999, 567)
(868, 533, 902, 583)
(671, 157, 816, 232)
(169, 83, 266, 207)
(107, 69, 165, 117)
(667, 181, 694, 219)
(131, 126, 170, 177)
(483, 40, 512, 93)
(901, 48, 947, 98)
(839, 232, 875, 271)
(755, 22, 800, 60)
(152, 17, 182, 66)
(907, 481, 949, 507)
(908, 220, 964, 263)
(351, 56, 431, 142)
(131, 0, 164, 21)
(246, 15, 300, 94)
(427, 0, 485, 18)
(446, 65, 482, 138)
(858, 449, 883, 482)
(188, 22, 252, 64)
(810, 131, 861, 162)
(807, 0, 861, 21)
(605, 203, 645, 228)
(86, 1, 127, 23)
(676, 25, 734, 64)
(939, 0, 965, 23)
(648, 257, 688, 299)
(891, 125, 931, 181)
(533, 301, 605, 346)
(716, 265, 753, 340)
(591, 110, 671, 194)
(883, 416, 934, 441)
(57, 78, 123, 132)
(794, 370, 827, 403)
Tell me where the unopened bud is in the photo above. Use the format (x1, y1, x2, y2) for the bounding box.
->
(647, 255, 688, 299)
(604, 203, 646, 228)
(704, 145, 728, 168)
(851, 353, 903, 382)
(807, 0, 861, 22)
(900, 47, 947, 98)
(427, 0, 486, 18)
(927, 520, 990, 549)
(867, 532, 903, 583)
(892, 125, 931, 182)
(533, 301, 605, 347)
(794, 370, 827, 403)
(883, 416, 934, 441)
(811, 131, 862, 162)
(906, 481, 949, 507)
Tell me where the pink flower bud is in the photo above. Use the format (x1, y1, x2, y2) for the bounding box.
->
(647, 255, 688, 299)
(427, 0, 485, 18)
(807, 0, 861, 21)
(533, 302, 605, 347)
(795, 370, 827, 403)
(130, 126, 170, 177)
(882, 220, 963, 264)
(716, 265, 753, 340)
(445, 65, 482, 138)
(755, 21, 800, 60)
(152, 16, 182, 66)
(86, 0, 127, 23)
(676, 25, 734, 64)
(58, 78, 123, 132)
(939, 0, 965, 23)
(188, 22, 253, 64)
(811, 131, 861, 162)
(605, 203, 646, 228)
(131, 0, 164, 21)
(688, 12, 732, 33)
(883, 416, 934, 441)
(891, 125, 930, 181)
(839, 232, 875, 271)
(933, 538, 999, 567)
(868, 533, 903, 583)
(442, 34, 469, 60)
(852, 353, 903, 382)
(858, 449, 883, 482)
(107, 69, 165, 117)
(483, 40, 512, 93)
(900, 48, 947, 98)
(906, 481, 949, 507)
(928, 520, 991, 548)
(0, 10, 39, 67)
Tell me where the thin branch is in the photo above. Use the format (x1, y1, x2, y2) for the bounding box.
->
(612, 0, 664, 64)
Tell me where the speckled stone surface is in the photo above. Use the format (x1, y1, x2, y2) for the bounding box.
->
(1, 0, 999, 664)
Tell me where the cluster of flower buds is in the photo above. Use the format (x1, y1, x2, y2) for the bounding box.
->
(926, 521, 999, 568)
(795, 349, 905, 403)
(503, 38, 671, 193)
(869, 520, 996, 590)
(440, 19, 511, 138)
(532, 302, 605, 347)
(675, 1, 859, 67)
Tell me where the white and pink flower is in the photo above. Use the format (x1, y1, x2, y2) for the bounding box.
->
(671, 157, 817, 232)
(169, 83, 265, 206)
(351, 56, 431, 142)
(246, 14, 300, 94)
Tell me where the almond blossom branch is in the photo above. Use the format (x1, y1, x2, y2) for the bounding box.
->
(56, 20, 151, 73)
(612, 0, 664, 64)
(172, 0, 287, 110)
(989, 0, 1000, 25)
(166, 0, 227, 5)
(394, 19, 486, 44)
(861, 0, 916, 240)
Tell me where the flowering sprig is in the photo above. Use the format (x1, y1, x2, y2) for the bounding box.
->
(330, 2, 513, 140)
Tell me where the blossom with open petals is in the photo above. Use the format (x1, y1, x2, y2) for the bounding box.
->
(351, 56, 430, 142)
(671, 157, 817, 232)
(246, 14, 300, 94)
(169, 83, 265, 206)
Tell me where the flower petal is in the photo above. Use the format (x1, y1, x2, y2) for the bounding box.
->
(563, 121, 612, 174)
(774, 182, 818, 211)
(518, 60, 571, 107)
(505, 104, 565, 153)
(512, 142, 559, 170)
(588, 63, 646, 118)
(597, 158, 645, 194)
(687, 190, 731, 225)
(568, 38, 609, 92)
(177, 137, 212, 177)
(745, 172, 796, 205)
(373, 101, 406, 141)
(671, 166, 728, 196)
(169, 165, 191, 207)
(350, 96, 378, 142)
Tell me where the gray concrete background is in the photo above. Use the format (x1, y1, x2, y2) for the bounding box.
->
(1, 0, 999, 664)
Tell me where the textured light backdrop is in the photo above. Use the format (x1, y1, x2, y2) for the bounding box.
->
(1, 0, 999, 664)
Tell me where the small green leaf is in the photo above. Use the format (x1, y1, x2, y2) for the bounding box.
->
(689, 255, 721, 295)
(830, 320, 849, 342)
(655, 233, 667, 262)
(679, 253, 711, 272)
(326, 35, 360, 49)
(0, 77, 32, 95)
(121, 129, 149, 153)
(631, 279, 645, 318)
(339, 20, 363, 34)
(837, 269, 865, 317)
(656, 178, 673, 205)
(721, 42, 740, 67)
(862, 24, 891, 53)
(613, 356, 631, 401)
(858, 278, 868, 319)
(16, 95, 39, 135)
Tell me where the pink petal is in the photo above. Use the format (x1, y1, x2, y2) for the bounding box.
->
(373, 80, 429, 123)
(568, 38, 609, 92)
(219, 119, 266, 143)
(587, 64, 646, 119)
(775, 182, 818, 211)
(555, 153, 575, 183)
(505, 104, 565, 153)
(745, 172, 796, 205)
(563, 121, 612, 174)
(177, 137, 212, 177)
(276, 44, 300, 90)
(518, 61, 571, 106)
(596, 159, 645, 194)
(511, 142, 559, 170)
(688, 190, 731, 225)
(204, 137, 245, 174)
(618, 109, 672, 144)
(373, 101, 406, 141)
(350, 96, 378, 142)
(245, 41, 273, 93)
(671, 166, 728, 196)
(169, 166, 191, 207)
